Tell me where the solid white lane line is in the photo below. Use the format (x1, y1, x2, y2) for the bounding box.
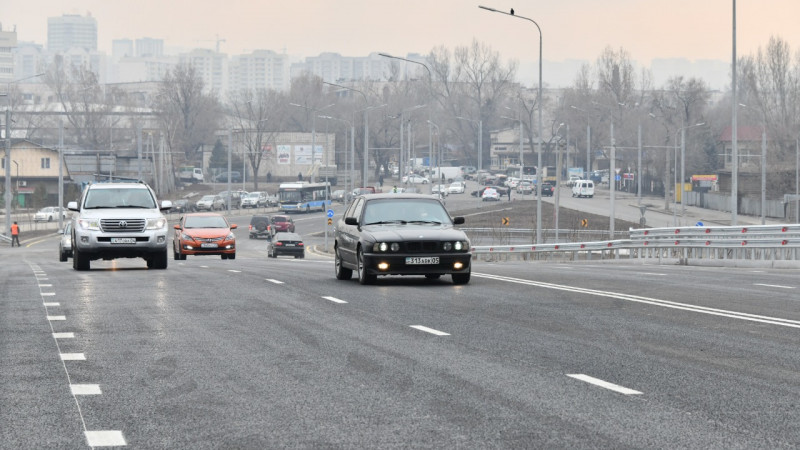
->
(53, 332, 75, 339)
(474, 273, 800, 329)
(84, 430, 126, 447)
(60, 353, 86, 361)
(410, 325, 450, 336)
(567, 374, 642, 395)
(43, 302, 60, 307)
(70, 384, 102, 395)
(754, 283, 795, 289)
(41, 292, 55, 296)
(39, 284, 53, 287)
(632, 272, 667, 276)
(48, 316, 66, 321)
(266, 279, 284, 284)
(322, 296, 347, 304)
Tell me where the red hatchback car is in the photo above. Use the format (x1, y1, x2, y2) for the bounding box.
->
(173, 213, 237, 260)
(270, 215, 295, 234)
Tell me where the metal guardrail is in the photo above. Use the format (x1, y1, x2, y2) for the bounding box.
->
(471, 224, 800, 265)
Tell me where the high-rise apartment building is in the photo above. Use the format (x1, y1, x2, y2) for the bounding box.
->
(136, 38, 163, 58)
(229, 50, 290, 93)
(0, 23, 17, 85)
(47, 13, 97, 53)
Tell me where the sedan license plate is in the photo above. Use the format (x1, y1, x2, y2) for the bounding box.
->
(111, 238, 136, 244)
(200, 243, 218, 248)
(405, 256, 439, 265)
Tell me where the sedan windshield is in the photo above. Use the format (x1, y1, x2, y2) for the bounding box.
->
(184, 216, 229, 228)
(362, 199, 452, 226)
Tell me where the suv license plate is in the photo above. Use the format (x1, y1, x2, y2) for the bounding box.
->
(111, 238, 136, 244)
(406, 257, 439, 265)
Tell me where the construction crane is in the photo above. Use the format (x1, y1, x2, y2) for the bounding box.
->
(195, 35, 226, 53)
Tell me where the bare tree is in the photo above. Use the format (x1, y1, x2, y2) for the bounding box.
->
(156, 63, 220, 166)
(229, 88, 286, 190)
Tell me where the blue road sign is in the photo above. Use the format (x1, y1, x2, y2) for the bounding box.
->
(327, 209, 334, 218)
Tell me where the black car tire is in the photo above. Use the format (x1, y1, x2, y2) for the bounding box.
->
(228, 253, 236, 260)
(73, 246, 90, 271)
(452, 271, 471, 285)
(149, 250, 168, 269)
(173, 248, 179, 260)
(357, 247, 375, 285)
(59, 246, 67, 262)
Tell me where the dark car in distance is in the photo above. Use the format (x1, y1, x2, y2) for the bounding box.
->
(334, 193, 471, 285)
(249, 215, 272, 239)
(539, 182, 554, 197)
(270, 214, 295, 233)
(267, 232, 305, 258)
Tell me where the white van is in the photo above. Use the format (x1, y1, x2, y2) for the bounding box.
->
(571, 180, 595, 198)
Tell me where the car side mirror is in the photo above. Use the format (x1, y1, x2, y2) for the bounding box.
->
(174, 224, 181, 230)
(230, 224, 237, 229)
(344, 217, 358, 226)
(67, 201, 78, 212)
(452, 217, 465, 225)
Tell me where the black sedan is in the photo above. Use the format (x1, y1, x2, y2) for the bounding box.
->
(267, 232, 305, 258)
(334, 193, 471, 285)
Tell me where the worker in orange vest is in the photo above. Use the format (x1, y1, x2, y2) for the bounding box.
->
(10, 221, 20, 247)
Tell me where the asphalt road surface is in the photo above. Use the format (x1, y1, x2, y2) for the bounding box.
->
(2, 204, 799, 448)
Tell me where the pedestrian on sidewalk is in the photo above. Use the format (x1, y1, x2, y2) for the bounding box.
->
(11, 221, 20, 247)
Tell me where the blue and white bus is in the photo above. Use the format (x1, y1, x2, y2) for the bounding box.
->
(278, 181, 331, 213)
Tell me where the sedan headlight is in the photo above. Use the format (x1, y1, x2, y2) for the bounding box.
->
(146, 218, 167, 230)
(226, 233, 235, 240)
(181, 233, 193, 241)
(373, 242, 400, 252)
(78, 219, 100, 231)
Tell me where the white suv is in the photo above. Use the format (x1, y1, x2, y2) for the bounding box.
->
(68, 181, 172, 270)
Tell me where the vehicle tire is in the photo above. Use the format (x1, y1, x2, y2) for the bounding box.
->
(305, 205, 310, 213)
(59, 247, 67, 262)
(425, 274, 441, 280)
(48, 216, 53, 222)
(269, 250, 276, 258)
(357, 247, 375, 285)
(173, 248, 179, 260)
(73, 246, 90, 271)
(150, 250, 168, 269)
(179, 251, 187, 260)
(228, 253, 236, 260)
(221, 254, 227, 260)
(452, 271, 471, 285)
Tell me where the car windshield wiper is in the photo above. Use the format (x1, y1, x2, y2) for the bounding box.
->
(364, 220, 408, 225)
(408, 220, 443, 225)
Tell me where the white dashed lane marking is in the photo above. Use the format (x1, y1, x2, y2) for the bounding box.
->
(410, 325, 450, 336)
(70, 384, 102, 395)
(48, 316, 66, 321)
(754, 283, 795, 289)
(60, 353, 86, 361)
(53, 332, 75, 339)
(266, 279, 284, 284)
(322, 296, 347, 304)
(567, 374, 642, 395)
(84, 430, 126, 447)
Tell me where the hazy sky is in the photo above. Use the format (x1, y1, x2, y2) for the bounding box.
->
(3, 0, 799, 67)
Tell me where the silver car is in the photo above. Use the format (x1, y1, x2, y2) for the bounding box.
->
(59, 222, 73, 262)
(195, 195, 225, 211)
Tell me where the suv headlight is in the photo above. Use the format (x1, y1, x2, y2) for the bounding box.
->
(146, 218, 167, 230)
(78, 219, 100, 231)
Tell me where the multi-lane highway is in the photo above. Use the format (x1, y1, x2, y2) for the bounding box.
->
(2, 189, 799, 448)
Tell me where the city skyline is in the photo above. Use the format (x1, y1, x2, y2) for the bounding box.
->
(2, 0, 799, 89)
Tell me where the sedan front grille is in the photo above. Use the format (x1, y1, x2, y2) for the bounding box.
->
(101, 218, 146, 233)
(404, 241, 439, 253)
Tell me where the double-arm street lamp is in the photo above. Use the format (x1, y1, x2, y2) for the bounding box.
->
(322, 81, 370, 189)
(290, 102, 335, 184)
(479, 6, 544, 243)
(378, 53, 435, 193)
(4, 73, 45, 236)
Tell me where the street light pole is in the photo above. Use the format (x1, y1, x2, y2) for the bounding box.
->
(480, 5, 544, 243)
(323, 82, 368, 189)
(378, 53, 435, 194)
